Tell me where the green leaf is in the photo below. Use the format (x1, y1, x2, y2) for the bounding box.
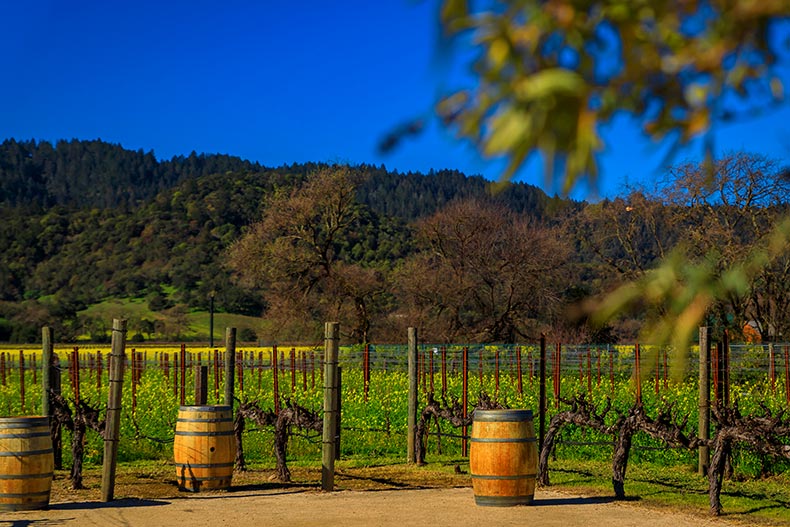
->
(514, 69, 585, 101)
(440, 0, 469, 32)
(483, 108, 531, 156)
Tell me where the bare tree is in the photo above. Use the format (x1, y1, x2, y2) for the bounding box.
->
(227, 166, 385, 342)
(576, 191, 674, 282)
(583, 152, 790, 343)
(393, 199, 569, 342)
(660, 153, 790, 339)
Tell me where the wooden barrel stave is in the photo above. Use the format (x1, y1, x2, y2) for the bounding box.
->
(470, 409, 537, 506)
(173, 406, 235, 492)
(0, 416, 54, 511)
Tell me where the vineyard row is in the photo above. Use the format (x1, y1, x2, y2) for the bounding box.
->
(2, 340, 789, 417)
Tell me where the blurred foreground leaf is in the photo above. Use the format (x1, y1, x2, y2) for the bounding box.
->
(588, 216, 790, 376)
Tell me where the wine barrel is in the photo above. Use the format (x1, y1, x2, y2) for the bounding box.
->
(0, 416, 54, 511)
(469, 409, 537, 506)
(173, 405, 235, 491)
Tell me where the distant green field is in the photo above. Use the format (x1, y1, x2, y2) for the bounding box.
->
(76, 298, 269, 342)
(79, 298, 152, 320)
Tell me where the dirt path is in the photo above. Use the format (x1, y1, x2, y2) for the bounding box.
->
(2, 464, 750, 527)
(5, 486, 744, 527)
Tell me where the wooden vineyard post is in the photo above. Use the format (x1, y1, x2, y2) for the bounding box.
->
(301, 351, 308, 392)
(131, 351, 137, 414)
(420, 348, 426, 393)
(553, 342, 561, 408)
(785, 346, 790, 406)
(516, 345, 523, 395)
(429, 347, 435, 395)
(237, 350, 244, 395)
(209, 291, 215, 348)
(494, 347, 500, 399)
(363, 344, 370, 402)
(539, 334, 547, 454)
(96, 351, 102, 390)
(214, 350, 220, 401)
(32, 353, 37, 396)
(290, 348, 296, 394)
(102, 318, 127, 502)
(769, 343, 776, 392)
(70, 348, 80, 406)
(461, 346, 469, 457)
(41, 327, 54, 420)
(272, 344, 280, 413)
(179, 344, 186, 406)
(478, 347, 484, 387)
(335, 366, 342, 461)
(19, 350, 26, 412)
(634, 343, 642, 406)
(712, 343, 719, 401)
(721, 329, 730, 407)
(51, 354, 62, 469)
(259, 351, 264, 391)
(322, 322, 340, 491)
(224, 328, 237, 409)
(698, 326, 711, 475)
(195, 365, 208, 405)
(311, 351, 316, 389)
(441, 346, 447, 398)
(407, 327, 418, 464)
(173, 354, 179, 398)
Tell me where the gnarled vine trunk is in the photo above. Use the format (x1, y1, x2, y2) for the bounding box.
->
(538, 395, 613, 486)
(708, 402, 790, 515)
(236, 399, 322, 482)
(50, 391, 105, 490)
(415, 392, 503, 466)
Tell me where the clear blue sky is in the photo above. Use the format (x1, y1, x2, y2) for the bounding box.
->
(2, 1, 790, 200)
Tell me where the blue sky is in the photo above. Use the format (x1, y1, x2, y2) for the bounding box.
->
(2, 1, 790, 201)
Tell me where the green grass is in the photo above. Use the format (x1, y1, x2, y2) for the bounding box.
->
(80, 297, 152, 320)
(544, 458, 790, 525)
(187, 311, 271, 342)
(77, 298, 268, 341)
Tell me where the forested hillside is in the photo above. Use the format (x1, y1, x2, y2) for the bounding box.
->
(356, 168, 571, 221)
(4, 140, 784, 347)
(0, 138, 262, 209)
(0, 139, 566, 342)
(0, 139, 564, 216)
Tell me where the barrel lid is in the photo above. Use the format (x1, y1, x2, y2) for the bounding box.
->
(179, 405, 232, 412)
(473, 409, 533, 422)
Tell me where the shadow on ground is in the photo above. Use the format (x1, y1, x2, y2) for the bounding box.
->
(49, 497, 170, 511)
